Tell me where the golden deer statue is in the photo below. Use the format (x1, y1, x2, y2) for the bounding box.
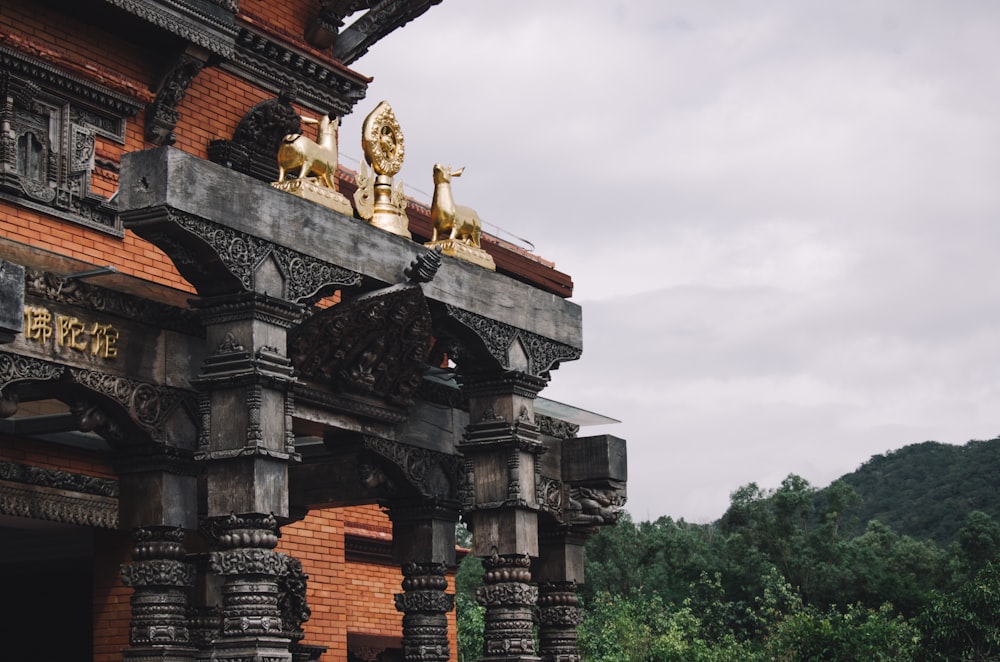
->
(277, 114, 339, 189)
(430, 164, 482, 248)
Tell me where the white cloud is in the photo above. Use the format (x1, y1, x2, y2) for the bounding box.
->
(350, 1, 1000, 521)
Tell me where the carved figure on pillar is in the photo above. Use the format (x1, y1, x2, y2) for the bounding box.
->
(394, 562, 454, 662)
(120, 527, 197, 661)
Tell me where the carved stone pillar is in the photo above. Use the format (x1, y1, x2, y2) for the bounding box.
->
(477, 553, 537, 660)
(193, 292, 303, 661)
(537, 581, 583, 662)
(120, 527, 197, 662)
(393, 562, 453, 661)
(388, 498, 459, 661)
(208, 513, 292, 661)
(459, 371, 546, 662)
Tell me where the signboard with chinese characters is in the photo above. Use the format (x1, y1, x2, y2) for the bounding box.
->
(23, 305, 120, 359)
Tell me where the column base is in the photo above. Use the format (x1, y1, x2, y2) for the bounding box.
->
(123, 646, 198, 662)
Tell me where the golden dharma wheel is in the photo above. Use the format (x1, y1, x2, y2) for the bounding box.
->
(361, 100, 404, 176)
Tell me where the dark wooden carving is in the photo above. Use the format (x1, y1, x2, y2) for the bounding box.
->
(290, 285, 433, 409)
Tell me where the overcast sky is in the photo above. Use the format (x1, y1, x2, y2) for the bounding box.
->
(343, 1, 1000, 523)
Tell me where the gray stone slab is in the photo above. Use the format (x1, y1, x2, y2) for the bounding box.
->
(119, 148, 582, 349)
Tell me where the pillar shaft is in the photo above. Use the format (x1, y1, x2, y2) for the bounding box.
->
(121, 527, 197, 662)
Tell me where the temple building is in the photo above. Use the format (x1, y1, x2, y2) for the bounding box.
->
(0, 1, 627, 661)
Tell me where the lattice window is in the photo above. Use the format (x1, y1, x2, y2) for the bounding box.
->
(1, 47, 141, 237)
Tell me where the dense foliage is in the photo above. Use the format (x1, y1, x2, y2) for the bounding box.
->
(454, 438, 1000, 660)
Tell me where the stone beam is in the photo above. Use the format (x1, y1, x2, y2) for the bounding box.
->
(118, 147, 582, 350)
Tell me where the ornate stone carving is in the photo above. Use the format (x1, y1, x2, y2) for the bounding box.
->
(146, 51, 207, 145)
(536, 414, 579, 440)
(289, 284, 432, 408)
(65, 366, 196, 445)
(0, 460, 117, 496)
(334, 0, 445, 65)
(445, 305, 581, 378)
(0, 479, 118, 528)
(98, 0, 238, 59)
(227, 27, 368, 117)
(277, 557, 312, 639)
(361, 436, 460, 500)
(0, 351, 65, 393)
(566, 484, 627, 525)
(207, 513, 293, 648)
(477, 553, 538, 659)
(394, 562, 453, 662)
(155, 209, 362, 299)
(121, 528, 196, 656)
(537, 581, 583, 662)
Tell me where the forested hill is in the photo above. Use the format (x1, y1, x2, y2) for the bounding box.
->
(825, 436, 1000, 545)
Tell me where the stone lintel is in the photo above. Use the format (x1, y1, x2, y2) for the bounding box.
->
(118, 148, 582, 349)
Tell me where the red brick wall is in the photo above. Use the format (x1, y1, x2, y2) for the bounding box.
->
(2, 4, 456, 660)
(280, 504, 459, 661)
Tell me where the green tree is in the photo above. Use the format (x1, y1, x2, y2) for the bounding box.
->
(767, 603, 919, 661)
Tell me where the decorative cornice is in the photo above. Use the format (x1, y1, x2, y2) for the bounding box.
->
(0, 478, 119, 529)
(98, 0, 238, 58)
(0, 460, 118, 497)
(293, 382, 408, 424)
(223, 25, 368, 116)
(0, 44, 146, 116)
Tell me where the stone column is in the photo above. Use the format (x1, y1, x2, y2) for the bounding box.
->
(118, 447, 200, 662)
(534, 529, 587, 662)
(120, 527, 198, 662)
(208, 514, 291, 661)
(389, 501, 459, 661)
(459, 371, 547, 662)
(193, 292, 302, 662)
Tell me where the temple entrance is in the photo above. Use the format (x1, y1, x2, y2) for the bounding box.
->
(0, 523, 94, 660)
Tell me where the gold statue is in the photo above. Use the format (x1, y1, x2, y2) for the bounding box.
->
(426, 164, 495, 270)
(354, 101, 411, 238)
(272, 113, 352, 215)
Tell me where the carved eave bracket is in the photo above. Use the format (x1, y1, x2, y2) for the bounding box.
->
(333, 0, 446, 65)
(0, 351, 197, 448)
(122, 207, 363, 300)
(146, 48, 210, 146)
(437, 304, 582, 380)
(289, 283, 433, 413)
(361, 435, 461, 502)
